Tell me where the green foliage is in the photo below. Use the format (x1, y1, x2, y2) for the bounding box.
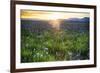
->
(21, 28, 89, 62)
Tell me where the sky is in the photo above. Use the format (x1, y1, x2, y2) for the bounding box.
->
(21, 10, 90, 20)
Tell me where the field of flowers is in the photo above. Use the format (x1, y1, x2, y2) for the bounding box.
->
(21, 28, 89, 63)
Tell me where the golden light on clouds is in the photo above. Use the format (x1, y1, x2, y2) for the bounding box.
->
(21, 10, 89, 20)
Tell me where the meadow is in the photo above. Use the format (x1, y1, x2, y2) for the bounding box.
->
(21, 19, 89, 63)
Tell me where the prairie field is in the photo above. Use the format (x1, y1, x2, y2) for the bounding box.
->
(21, 18, 89, 63)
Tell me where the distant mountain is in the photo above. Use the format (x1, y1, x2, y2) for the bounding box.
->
(67, 18, 81, 21)
(82, 17, 89, 22)
(65, 17, 89, 23)
(21, 17, 89, 33)
(21, 18, 48, 22)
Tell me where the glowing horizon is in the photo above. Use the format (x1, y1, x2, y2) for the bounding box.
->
(21, 10, 89, 20)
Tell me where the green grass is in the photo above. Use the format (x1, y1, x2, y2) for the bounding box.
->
(21, 28, 89, 63)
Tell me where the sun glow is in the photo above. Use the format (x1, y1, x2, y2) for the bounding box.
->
(49, 19, 61, 30)
(47, 13, 62, 20)
(47, 13, 62, 30)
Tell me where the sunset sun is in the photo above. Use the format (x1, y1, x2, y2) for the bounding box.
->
(47, 13, 62, 20)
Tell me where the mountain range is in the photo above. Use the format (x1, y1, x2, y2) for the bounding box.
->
(65, 17, 89, 23)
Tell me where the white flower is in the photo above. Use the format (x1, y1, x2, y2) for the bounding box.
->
(44, 48, 48, 50)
